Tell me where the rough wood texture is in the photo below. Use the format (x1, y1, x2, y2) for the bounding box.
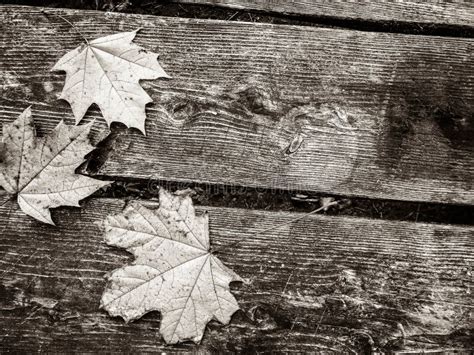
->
(1, 6, 473, 205)
(175, 0, 474, 27)
(0, 193, 472, 353)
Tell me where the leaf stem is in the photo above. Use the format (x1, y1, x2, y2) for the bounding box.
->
(41, 9, 89, 45)
(0, 194, 15, 207)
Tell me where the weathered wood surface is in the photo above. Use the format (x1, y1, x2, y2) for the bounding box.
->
(175, 0, 474, 27)
(1, 6, 473, 205)
(0, 193, 473, 353)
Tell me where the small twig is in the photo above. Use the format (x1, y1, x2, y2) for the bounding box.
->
(41, 9, 89, 44)
(415, 203, 421, 222)
(281, 271, 294, 294)
(227, 11, 240, 21)
(255, 200, 339, 236)
(178, 4, 190, 14)
(218, 200, 339, 252)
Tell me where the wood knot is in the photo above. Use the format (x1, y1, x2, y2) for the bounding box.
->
(246, 305, 279, 330)
(236, 86, 279, 116)
(172, 101, 199, 121)
(287, 104, 357, 133)
(284, 132, 304, 155)
(433, 103, 474, 149)
(165, 100, 208, 127)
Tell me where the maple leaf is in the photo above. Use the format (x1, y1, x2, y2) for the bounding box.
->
(52, 29, 170, 134)
(101, 189, 242, 344)
(0, 107, 111, 224)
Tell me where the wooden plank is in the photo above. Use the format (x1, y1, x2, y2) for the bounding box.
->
(1, 6, 473, 205)
(0, 192, 473, 353)
(175, 0, 474, 28)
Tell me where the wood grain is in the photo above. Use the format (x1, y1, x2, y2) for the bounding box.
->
(0, 192, 472, 353)
(174, 0, 474, 27)
(1, 6, 473, 205)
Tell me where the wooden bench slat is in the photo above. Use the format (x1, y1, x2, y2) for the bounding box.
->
(174, 0, 474, 27)
(0, 193, 472, 352)
(1, 6, 473, 205)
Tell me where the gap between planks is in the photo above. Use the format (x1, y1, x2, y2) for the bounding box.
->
(173, 0, 474, 29)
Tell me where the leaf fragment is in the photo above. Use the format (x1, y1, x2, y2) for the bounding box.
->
(52, 29, 170, 134)
(0, 107, 111, 224)
(101, 189, 242, 344)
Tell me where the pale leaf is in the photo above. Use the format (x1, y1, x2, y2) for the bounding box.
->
(0, 107, 112, 224)
(52, 29, 170, 134)
(101, 189, 242, 344)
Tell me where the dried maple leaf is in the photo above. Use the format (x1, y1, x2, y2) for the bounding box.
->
(101, 189, 242, 344)
(0, 107, 111, 224)
(52, 29, 170, 134)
